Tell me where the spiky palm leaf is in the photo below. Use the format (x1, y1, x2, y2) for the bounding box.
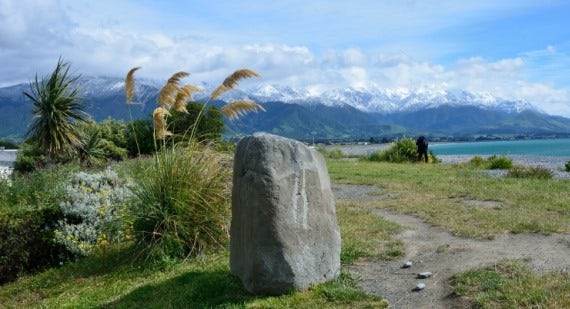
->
(210, 69, 260, 99)
(78, 127, 105, 167)
(221, 100, 265, 120)
(24, 58, 89, 160)
(125, 66, 141, 104)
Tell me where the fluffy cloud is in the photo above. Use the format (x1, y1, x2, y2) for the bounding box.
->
(1, 1, 569, 117)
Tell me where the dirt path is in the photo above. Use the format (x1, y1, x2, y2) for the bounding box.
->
(332, 183, 570, 309)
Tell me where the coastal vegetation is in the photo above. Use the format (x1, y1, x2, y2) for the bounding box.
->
(364, 136, 439, 163)
(1, 59, 569, 307)
(2, 153, 569, 307)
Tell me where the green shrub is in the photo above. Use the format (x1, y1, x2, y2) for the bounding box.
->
(0, 207, 71, 284)
(507, 166, 553, 179)
(77, 120, 129, 164)
(0, 139, 19, 149)
(169, 102, 225, 143)
(488, 155, 513, 170)
(366, 137, 418, 163)
(99, 139, 128, 161)
(565, 160, 570, 172)
(463, 155, 514, 170)
(468, 155, 486, 168)
(131, 143, 231, 262)
(0, 166, 78, 284)
(367, 150, 383, 162)
(98, 118, 128, 150)
(428, 150, 439, 163)
(125, 118, 156, 157)
(54, 169, 135, 257)
(317, 146, 345, 159)
(13, 142, 46, 173)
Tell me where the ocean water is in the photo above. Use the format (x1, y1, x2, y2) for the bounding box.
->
(429, 138, 570, 157)
(330, 138, 570, 159)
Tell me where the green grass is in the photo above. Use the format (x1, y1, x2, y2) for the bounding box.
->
(0, 244, 387, 308)
(452, 260, 570, 308)
(338, 202, 403, 264)
(2, 156, 569, 307)
(327, 160, 570, 239)
(0, 156, 394, 307)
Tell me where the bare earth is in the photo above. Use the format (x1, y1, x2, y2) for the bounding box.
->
(332, 183, 570, 309)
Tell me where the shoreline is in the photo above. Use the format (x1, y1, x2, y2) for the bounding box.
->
(438, 154, 570, 180)
(438, 154, 568, 170)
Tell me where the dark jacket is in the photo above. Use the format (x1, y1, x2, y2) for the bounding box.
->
(416, 136, 428, 151)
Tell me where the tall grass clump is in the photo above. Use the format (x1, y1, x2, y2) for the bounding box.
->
(487, 155, 513, 169)
(316, 146, 345, 159)
(464, 155, 513, 170)
(506, 166, 553, 179)
(131, 143, 231, 261)
(467, 155, 487, 168)
(126, 67, 262, 262)
(366, 136, 437, 163)
(367, 137, 416, 162)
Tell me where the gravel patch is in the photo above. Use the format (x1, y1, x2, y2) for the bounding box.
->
(332, 183, 570, 309)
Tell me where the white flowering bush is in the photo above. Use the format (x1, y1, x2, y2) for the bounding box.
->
(54, 168, 134, 257)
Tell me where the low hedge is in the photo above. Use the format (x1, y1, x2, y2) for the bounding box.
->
(0, 206, 72, 285)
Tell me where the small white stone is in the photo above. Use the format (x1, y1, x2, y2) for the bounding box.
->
(417, 272, 433, 279)
(402, 261, 413, 268)
(414, 283, 426, 291)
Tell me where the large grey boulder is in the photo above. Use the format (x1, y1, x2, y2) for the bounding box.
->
(230, 132, 341, 295)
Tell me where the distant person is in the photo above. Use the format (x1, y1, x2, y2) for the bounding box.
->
(416, 136, 428, 163)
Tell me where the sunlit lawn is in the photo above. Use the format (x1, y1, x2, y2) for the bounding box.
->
(328, 160, 570, 239)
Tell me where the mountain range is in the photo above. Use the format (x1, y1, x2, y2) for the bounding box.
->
(1, 76, 569, 142)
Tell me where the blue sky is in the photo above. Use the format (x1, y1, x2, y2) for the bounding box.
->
(1, 0, 569, 116)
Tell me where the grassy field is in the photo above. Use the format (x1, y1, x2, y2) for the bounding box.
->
(0, 245, 389, 308)
(1, 158, 569, 308)
(0, 157, 400, 308)
(328, 159, 570, 308)
(0, 211, 395, 308)
(452, 260, 570, 308)
(328, 160, 570, 239)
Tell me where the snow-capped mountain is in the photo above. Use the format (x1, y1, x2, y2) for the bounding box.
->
(63, 76, 537, 115)
(244, 84, 536, 114)
(1, 76, 567, 141)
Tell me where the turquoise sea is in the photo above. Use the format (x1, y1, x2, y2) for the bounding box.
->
(430, 138, 570, 157)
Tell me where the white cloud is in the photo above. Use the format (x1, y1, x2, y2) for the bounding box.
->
(341, 67, 368, 88)
(1, 1, 569, 117)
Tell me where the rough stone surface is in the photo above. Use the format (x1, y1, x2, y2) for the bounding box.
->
(230, 132, 341, 295)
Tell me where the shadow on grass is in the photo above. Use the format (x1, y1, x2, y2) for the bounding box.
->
(101, 268, 388, 308)
(101, 268, 256, 308)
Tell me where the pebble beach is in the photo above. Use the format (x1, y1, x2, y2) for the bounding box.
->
(438, 154, 570, 180)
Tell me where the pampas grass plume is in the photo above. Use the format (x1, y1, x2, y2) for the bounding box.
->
(221, 100, 265, 120)
(158, 71, 189, 108)
(153, 107, 173, 139)
(125, 67, 141, 104)
(174, 84, 203, 113)
(210, 69, 260, 99)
